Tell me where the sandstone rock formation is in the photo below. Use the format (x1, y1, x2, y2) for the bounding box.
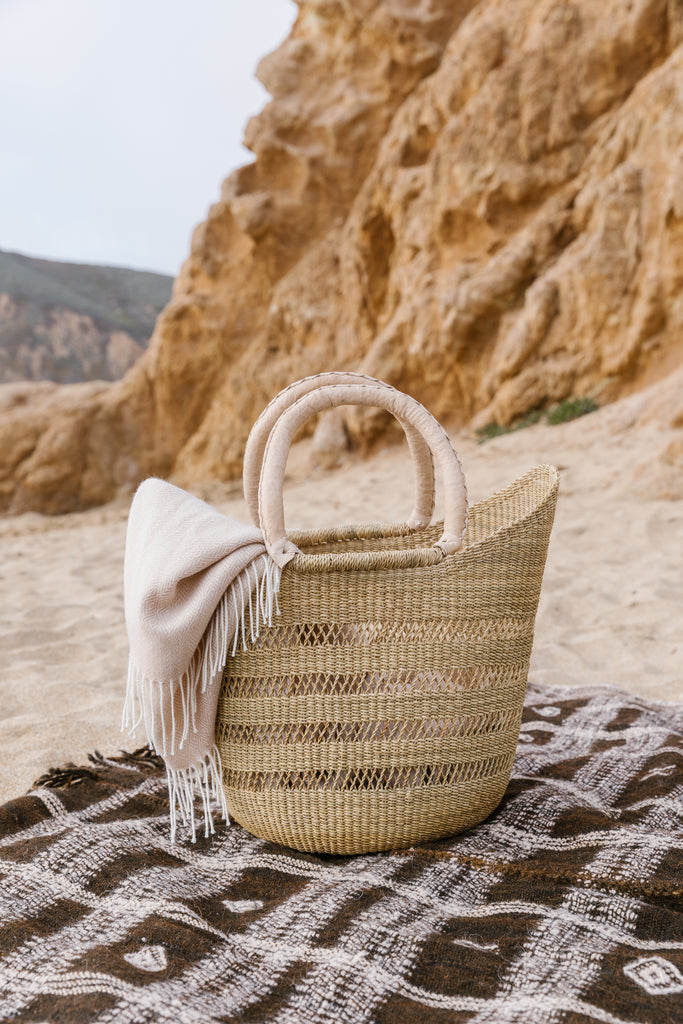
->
(3, 0, 683, 514)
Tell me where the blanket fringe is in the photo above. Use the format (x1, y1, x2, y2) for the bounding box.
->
(121, 553, 281, 841)
(167, 745, 229, 843)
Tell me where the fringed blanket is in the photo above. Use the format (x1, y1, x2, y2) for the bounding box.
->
(122, 478, 282, 842)
(0, 683, 681, 1024)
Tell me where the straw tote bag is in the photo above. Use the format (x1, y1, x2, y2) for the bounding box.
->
(216, 373, 559, 855)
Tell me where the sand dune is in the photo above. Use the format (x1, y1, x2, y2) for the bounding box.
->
(1, 396, 681, 803)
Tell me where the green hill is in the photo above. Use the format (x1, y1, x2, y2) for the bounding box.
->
(0, 250, 173, 383)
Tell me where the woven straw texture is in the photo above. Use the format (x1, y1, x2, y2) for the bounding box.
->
(217, 456, 559, 855)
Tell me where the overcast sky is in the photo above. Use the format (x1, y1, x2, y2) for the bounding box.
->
(0, 0, 297, 276)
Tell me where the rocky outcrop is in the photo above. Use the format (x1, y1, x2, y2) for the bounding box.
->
(3, 0, 683, 514)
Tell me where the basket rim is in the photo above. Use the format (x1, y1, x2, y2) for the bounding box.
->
(285, 464, 559, 575)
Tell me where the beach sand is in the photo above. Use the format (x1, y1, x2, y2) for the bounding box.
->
(1, 395, 681, 803)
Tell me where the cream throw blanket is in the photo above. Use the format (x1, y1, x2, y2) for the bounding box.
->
(122, 478, 282, 842)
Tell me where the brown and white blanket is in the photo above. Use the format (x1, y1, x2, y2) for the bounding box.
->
(0, 682, 681, 1024)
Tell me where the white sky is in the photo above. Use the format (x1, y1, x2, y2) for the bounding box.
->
(0, 0, 297, 276)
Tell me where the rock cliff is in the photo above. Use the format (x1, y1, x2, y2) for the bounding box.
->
(3, 0, 683, 514)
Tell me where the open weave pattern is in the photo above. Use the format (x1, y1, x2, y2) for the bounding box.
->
(216, 465, 558, 853)
(0, 683, 681, 1024)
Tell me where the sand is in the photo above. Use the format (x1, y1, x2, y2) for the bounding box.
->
(1, 396, 681, 804)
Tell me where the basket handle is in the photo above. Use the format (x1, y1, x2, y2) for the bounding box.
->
(243, 372, 436, 530)
(258, 382, 468, 568)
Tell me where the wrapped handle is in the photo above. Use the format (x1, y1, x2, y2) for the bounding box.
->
(258, 383, 468, 568)
(243, 372, 436, 530)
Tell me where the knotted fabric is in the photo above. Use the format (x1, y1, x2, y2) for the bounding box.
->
(122, 478, 281, 841)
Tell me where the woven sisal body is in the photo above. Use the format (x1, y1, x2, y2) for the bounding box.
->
(217, 464, 559, 854)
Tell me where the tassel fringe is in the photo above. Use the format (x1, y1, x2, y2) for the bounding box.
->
(167, 745, 229, 843)
(121, 553, 281, 841)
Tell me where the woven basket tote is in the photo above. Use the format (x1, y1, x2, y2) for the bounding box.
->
(216, 374, 559, 854)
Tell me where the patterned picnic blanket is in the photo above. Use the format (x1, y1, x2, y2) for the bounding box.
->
(0, 683, 681, 1024)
